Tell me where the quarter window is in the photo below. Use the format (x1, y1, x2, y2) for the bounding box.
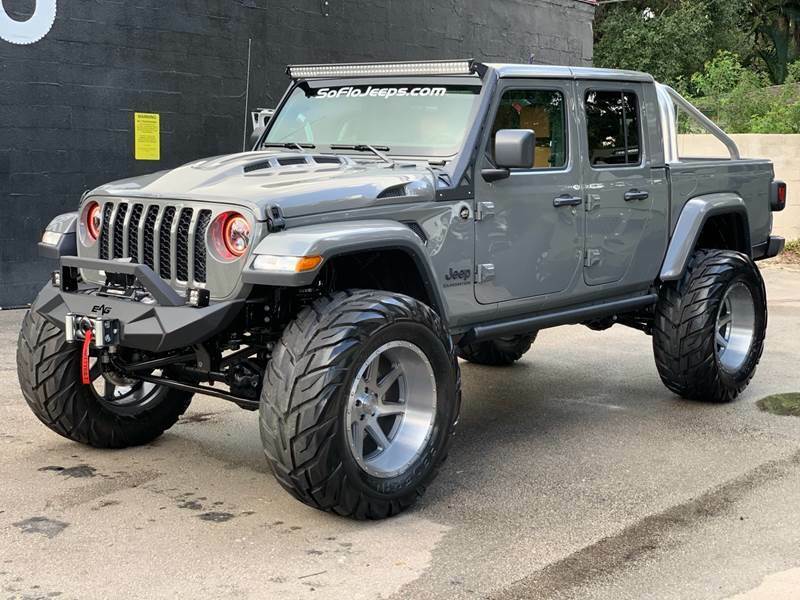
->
(489, 89, 567, 169)
(584, 90, 641, 166)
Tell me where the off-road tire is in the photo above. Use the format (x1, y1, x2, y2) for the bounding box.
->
(457, 333, 536, 366)
(653, 249, 767, 403)
(17, 309, 192, 448)
(259, 290, 461, 519)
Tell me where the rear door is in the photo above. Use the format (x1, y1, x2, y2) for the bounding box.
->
(473, 80, 583, 304)
(576, 82, 656, 286)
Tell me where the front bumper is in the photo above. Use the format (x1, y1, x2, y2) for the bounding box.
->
(32, 257, 244, 353)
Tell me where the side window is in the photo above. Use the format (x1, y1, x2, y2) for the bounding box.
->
(584, 90, 641, 167)
(489, 89, 567, 169)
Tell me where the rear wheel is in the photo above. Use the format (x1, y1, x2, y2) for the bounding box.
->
(653, 249, 767, 403)
(259, 290, 460, 519)
(17, 310, 192, 448)
(457, 333, 536, 366)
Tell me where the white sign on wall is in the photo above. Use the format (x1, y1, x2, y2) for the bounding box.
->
(0, 0, 57, 45)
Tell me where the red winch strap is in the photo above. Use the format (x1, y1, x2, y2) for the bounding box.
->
(81, 329, 93, 385)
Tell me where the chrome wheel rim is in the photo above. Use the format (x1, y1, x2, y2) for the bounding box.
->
(715, 282, 756, 373)
(345, 341, 437, 479)
(86, 358, 163, 415)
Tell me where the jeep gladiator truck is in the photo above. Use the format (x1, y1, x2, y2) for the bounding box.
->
(20, 60, 787, 519)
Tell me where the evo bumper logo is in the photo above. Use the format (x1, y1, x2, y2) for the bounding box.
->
(0, 0, 57, 45)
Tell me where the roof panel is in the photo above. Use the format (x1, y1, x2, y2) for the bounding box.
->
(486, 63, 654, 83)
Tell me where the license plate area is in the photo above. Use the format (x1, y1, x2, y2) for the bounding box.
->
(64, 313, 120, 348)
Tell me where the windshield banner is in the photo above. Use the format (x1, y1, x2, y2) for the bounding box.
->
(316, 86, 447, 99)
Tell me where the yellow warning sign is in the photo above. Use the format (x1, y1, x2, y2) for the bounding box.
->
(134, 112, 160, 161)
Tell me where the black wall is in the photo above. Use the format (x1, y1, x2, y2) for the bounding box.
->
(0, 0, 595, 307)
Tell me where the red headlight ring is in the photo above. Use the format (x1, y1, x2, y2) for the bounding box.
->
(86, 202, 102, 240)
(222, 214, 251, 257)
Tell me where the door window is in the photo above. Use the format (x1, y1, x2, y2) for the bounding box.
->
(489, 89, 567, 169)
(584, 90, 641, 167)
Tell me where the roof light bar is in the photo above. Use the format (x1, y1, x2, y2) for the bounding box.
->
(287, 59, 476, 79)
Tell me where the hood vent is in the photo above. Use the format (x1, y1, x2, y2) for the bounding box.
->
(243, 154, 345, 174)
(377, 184, 408, 199)
(243, 160, 272, 174)
(277, 156, 307, 166)
(313, 156, 342, 164)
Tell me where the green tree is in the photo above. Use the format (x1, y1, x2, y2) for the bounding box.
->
(593, 0, 751, 89)
(751, 0, 800, 83)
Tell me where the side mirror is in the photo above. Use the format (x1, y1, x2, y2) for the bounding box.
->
(482, 129, 535, 182)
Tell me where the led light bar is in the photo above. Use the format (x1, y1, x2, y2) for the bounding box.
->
(287, 59, 476, 79)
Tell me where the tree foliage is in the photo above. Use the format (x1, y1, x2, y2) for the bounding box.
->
(593, 0, 749, 90)
(594, 0, 800, 132)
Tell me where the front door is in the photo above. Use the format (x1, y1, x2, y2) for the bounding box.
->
(474, 81, 583, 304)
(576, 82, 655, 286)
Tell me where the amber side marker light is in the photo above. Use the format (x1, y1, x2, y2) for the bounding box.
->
(251, 255, 323, 273)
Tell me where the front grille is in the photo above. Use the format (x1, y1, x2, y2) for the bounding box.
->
(194, 210, 212, 284)
(112, 203, 128, 259)
(97, 201, 210, 287)
(98, 203, 113, 260)
(176, 208, 193, 282)
(159, 207, 176, 279)
(128, 203, 143, 259)
(142, 206, 158, 270)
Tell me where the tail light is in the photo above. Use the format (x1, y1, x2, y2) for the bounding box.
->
(85, 201, 102, 242)
(210, 212, 251, 259)
(771, 180, 786, 211)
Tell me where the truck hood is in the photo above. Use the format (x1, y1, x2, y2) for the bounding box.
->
(90, 151, 439, 220)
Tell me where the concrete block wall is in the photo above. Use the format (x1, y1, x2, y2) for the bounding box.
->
(677, 135, 800, 241)
(0, 0, 595, 306)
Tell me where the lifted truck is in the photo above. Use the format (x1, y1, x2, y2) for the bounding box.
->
(21, 59, 787, 519)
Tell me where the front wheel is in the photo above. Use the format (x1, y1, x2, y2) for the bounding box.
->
(653, 249, 767, 403)
(17, 309, 192, 448)
(259, 290, 461, 519)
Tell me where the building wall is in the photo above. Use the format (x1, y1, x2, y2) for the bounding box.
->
(0, 0, 595, 307)
(678, 134, 800, 240)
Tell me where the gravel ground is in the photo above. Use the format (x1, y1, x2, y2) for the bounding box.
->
(1, 266, 798, 600)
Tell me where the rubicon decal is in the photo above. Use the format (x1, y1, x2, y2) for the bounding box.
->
(316, 86, 447, 99)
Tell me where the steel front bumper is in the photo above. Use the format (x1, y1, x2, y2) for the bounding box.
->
(32, 257, 244, 353)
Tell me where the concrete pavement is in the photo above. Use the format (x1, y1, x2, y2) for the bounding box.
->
(1, 266, 799, 600)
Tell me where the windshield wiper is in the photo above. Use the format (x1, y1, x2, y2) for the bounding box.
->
(330, 144, 395, 167)
(262, 142, 316, 151)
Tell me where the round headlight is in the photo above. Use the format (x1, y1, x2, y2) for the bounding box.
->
(86, 202, 102, 241)
(223, 214, 250, 257)
(209, 212, 251, 260)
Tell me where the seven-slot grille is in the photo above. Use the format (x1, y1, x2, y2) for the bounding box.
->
(97, 201, 212, 285)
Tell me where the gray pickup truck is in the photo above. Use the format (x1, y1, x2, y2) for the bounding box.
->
(21, 60, 786, 519)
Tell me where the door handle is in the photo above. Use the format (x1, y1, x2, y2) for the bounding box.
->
(553, 194, 583, 207)
(624, 189, 649, 202)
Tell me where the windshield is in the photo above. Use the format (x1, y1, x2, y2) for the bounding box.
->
(264, 83, 481, 157)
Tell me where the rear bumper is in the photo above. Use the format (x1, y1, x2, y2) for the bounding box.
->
(753, 236, 785, 261)
(32, 258, 244, 352)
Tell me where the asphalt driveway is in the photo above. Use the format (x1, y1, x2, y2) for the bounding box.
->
(1, 266, 799, 600)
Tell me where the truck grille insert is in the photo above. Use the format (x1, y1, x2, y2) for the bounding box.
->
(193, 210, 212, 284)
(112, 203, 128, 259)
(176, 208, 193, 282)
(159, 207, 176, 279)
(97, 201, 212, 288)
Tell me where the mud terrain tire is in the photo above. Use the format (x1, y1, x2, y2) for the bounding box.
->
(259, 290, 461, 519)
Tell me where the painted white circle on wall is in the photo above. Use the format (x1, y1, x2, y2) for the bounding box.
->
(0, 0, 57, 45)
